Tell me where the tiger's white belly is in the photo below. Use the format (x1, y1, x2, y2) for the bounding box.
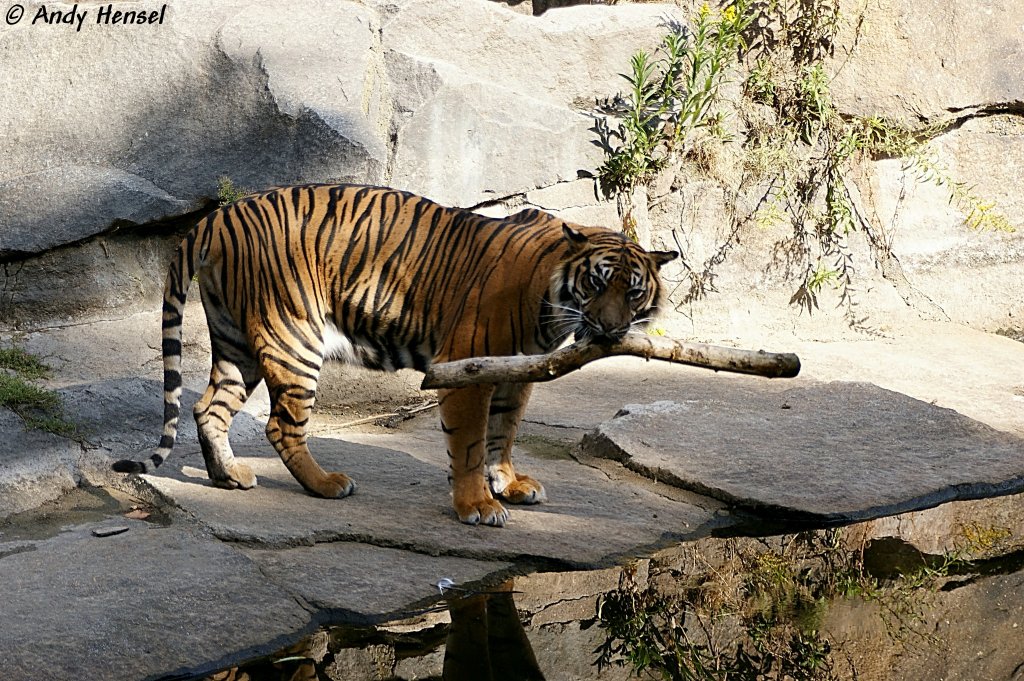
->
(323, 319, 431, 372)
(323, 320, 361, 365)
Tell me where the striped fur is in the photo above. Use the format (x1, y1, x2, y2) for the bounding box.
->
(114, 184, 677, 526)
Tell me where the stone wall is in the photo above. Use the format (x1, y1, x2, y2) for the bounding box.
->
(1, 0, 1021, 337)
(827, 0, 1024, 334)
(1, 0, 672, 323)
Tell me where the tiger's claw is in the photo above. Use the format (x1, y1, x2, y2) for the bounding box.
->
(455, 497, 509, 527)
(489, 470, 546, 505)
(306, 472, 355, 499)
(498, 475, 547, 505)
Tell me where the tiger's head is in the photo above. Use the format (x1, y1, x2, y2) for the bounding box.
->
(551, 224, 678, 344)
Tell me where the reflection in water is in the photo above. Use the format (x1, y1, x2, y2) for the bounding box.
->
(200, 580, 545, 681)
(442, 581, 545, 681)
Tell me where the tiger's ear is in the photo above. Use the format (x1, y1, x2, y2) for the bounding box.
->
(649, 250, 679, 269)
(562, 224, 589, 251)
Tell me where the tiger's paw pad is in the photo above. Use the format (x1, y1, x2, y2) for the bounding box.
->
(498, 475, 547, 505)
(455, 498, 509, 527)
(313, 473, 355, 499)
(211, 463, 258, 490)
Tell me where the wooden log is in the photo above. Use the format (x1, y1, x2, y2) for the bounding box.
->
(420, 334, 801, 389)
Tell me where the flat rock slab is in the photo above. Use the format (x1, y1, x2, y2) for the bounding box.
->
(0, 519, 309, 681)
(0, 514, 511, 681)
(582, 381, 1024, 524)
(243, 542, 509, 621)
(142, 431, 721, 568)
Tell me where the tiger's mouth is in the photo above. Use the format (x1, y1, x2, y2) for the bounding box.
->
(573, 318, 632, 344)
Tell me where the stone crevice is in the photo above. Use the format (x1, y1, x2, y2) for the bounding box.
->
(241, 546, 323, 617)
(521, 418, 585, 431)
(212, 527, 582, 570)
(943, 100, 1024, 120)
(909, 101, 1024, 140)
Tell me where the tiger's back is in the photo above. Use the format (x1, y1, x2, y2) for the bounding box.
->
(115, 184, 677, 527)
(200, 184, 576, 372)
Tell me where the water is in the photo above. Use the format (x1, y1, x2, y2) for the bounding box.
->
(195, 582, 550, 681)
(186, 568, 614, 681)
(187, 533, 1024, 681)
(0, 486, 169, 543)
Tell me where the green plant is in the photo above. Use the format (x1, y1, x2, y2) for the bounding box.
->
(0, 347, 50, 379)
(217, 175, 250, 206)
(792, 63, 833, 144)
(593, 526, 1019, 681)
(783, 0, 841, 66)
(595, 543, 842, 681)
(0, 347, 78, 438)
(594, 581, 684, 679)
(738, 615, 836, 681)
(672, 2, 752, 148)
(907, 151, 1014, 232)
(744, 58, 777, 105)
(596, 1, 752, 195)
(594, 46, 673, 195)
(0, 372, 61, 413)
(659, 0, 1016, 324)
(847, 115, 921, 159)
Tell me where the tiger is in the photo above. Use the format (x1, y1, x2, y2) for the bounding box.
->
(113, 184, 677, 527)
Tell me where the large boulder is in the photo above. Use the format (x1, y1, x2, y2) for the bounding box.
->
(0, 0, 385, 260)
(1, 0, 673, 324)
(383, 1, 677, 205)
(0, 0, 673, 264)
(860, 115, 1024, 330)
(820, 0, 1024, 331)
(3, 0, 1020, 336)
(826, 1, 1024, 332)
(830, 0, 1024, 121)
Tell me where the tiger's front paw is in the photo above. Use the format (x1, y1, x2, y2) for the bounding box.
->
(490, 471, 547, 505)
(454, 496, 509, 527)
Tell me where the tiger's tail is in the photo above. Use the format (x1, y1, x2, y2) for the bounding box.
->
(113, 224, 204, 475)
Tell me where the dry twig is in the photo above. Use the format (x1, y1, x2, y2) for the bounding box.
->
(421, 334, 800, 389)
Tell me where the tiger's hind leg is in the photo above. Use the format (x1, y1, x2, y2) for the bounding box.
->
(485, 382, 546, 505)
(259, 337, 354, 499)
(194, 354, 261, 490)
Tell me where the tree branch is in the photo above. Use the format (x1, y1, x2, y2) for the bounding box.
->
(421, 334, 800, 389)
